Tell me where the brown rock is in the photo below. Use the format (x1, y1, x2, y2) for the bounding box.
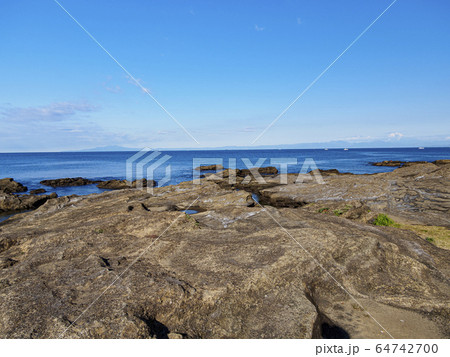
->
(238, 166, 278, 176)
(30, 189, 46, 195)
(433, 159, 450, 166)
(0, 191, 57, 212)
(40, 177, 99, 187)
(371, 160, 404, 167)
(0, 178, 27, 194)
(310, 169, 352, 176)
(97, 179, 157, 190)
(260, 162, 449, 227)
(0, 179, 448, 339)
(371, 160, 431, 167)
(194, 164, 224, 171)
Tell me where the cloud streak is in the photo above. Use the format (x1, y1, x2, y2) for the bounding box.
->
(1, 102, 98, 123)
(388, 132, 404, 140)
(126, 75, 151, 94)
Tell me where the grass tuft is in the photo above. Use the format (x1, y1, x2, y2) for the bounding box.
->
(373, 214, 399, 227)
(333, 209, 343, 216)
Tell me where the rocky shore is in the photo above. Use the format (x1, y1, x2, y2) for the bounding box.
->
(0, 178, 57, 213)
(0, 161, 448, 338)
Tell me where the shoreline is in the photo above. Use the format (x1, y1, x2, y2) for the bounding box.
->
(0, 159, 449, 338)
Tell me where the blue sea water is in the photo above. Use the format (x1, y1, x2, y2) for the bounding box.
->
(0, 147, 448, 198)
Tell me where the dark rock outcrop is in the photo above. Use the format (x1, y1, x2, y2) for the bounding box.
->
(97, 178, 156, 190)
(371, 160, 439, 167)
(40, 177, 100, 187)
(371, 160, 407, 167)
(238, 166, 278, 176)
(194, 164, 224, 171)
(0, 178, 27, 194)
(0, 192, 57, 212)
(310, 168, 352, 176)
(433, 159, 450, 166)
(30, 189, 46, 195)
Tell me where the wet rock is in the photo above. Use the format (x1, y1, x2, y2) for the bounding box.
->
(40, 177, 100, 187)
(371, 160, 406, 167)
(0, 178, 27, 194)
(30, 189, 46, 195)
(433, 159, 450, 166)
(371, 160, 430, 167)
(195, 164, 224, 171)
(310, 169, 352, 176)
(97, 178, 157, 190)
(0, 192, 57, 212)
(238, 166, 278, 177)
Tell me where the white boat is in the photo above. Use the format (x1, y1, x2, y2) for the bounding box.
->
(324, 148, 328, 151)
(418, 147, 424, 150)
(343, 148, 349, 151)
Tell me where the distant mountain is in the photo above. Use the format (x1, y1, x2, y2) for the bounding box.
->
(79, 145, 140, 152)
(77, 138, 449, 152)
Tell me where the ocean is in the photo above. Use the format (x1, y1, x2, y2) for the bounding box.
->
(0, 147, 449, 198)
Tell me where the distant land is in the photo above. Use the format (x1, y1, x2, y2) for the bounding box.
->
(79, 145, 141, 152)
(78, 138, 450, 152)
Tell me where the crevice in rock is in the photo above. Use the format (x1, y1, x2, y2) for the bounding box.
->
(99, 256, 112, 271)
(0, 257, 18, 269)
(138, 316, 170, 339)
(320, 322, 350, 339)
(305, 288, 350, 339)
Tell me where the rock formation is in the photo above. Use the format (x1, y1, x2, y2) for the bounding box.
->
(30, 189, 46, 195)
(97, 179, 156, 190)
(371, 160, 449, 167)
(0, 162, 449, 339)
(40, 177, 100, 187)
(0, 191, 57, 212)
(0, 178, 28, 194)
(194, 164, 224, 171)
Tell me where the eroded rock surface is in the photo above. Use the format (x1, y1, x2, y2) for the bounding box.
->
(0, 177, 448, 339)
(97, 179, 156, 190)
(0, 178, 28, 194)
(258, 163, 450, 227)
(195, 164, 224, 171)
(30, 189, 46, 195)
(0, 191, 57, 213)
(40, 177, 100, 187)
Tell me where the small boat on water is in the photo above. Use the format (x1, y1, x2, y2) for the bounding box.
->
(324, 148, 328, 151)
(343, 148, 349, 151)
(418, 147, 425, 150)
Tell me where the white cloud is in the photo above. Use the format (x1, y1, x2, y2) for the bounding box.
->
(388, 132, 404, 140)
(157, 130, 177, 136)
(254, 25, 264, 32)
(0, 102, 98, 123)
(343, 135, 373, 142)
(105, 85, 121, 93)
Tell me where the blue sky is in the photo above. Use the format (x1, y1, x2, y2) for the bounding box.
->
(1, 0, 449, 151)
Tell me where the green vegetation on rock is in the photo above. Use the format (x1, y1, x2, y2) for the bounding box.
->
(373, 214, 399, 227)
(333, 209, 343, 216)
